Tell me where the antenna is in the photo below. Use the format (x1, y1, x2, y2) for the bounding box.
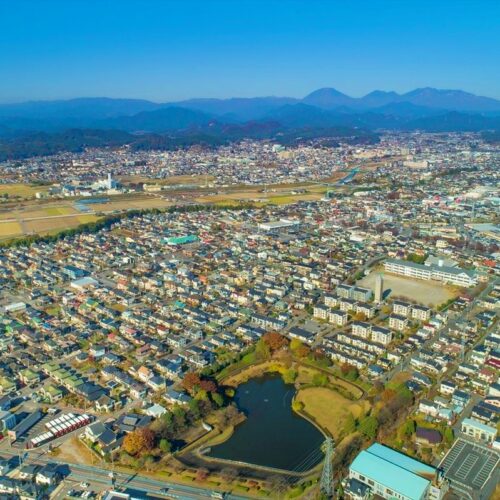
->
(320, 438, 335, 497)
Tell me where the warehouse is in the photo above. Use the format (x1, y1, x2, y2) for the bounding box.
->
(347, 443, 445, 500)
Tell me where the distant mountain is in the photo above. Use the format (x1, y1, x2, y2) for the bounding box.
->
(0, 87, 498, 141)
(0, 129, 133, 161)
(358, 90, 400, 108)
(99, 106, 214, 132)
(302, 88, 355, 109)
(397, 88, 500, 112)
(0, 97, 162, 120)
(171, 96, 298, 121)
(403, 111, 500, 132)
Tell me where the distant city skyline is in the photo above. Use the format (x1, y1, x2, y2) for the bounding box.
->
(0, 0, 499, 103)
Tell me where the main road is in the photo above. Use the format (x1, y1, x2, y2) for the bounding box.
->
(3, 450, 249, 500)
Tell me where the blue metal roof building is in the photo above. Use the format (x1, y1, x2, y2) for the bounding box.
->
(348, 443, 436, 500)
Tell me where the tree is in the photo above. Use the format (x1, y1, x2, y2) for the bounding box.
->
(262, 332, 288, 352)
(212, 392, 224, 407)
(159, 438, 171, 453)
(255, 338, 271, 360)
(189, 398, 202, 419)
(196, 467, 209, 482)
(282, 368, 298, 384)
(443, 427, 454, 444)
(290, 339, 310, 358)
(123, 428, 156, 456)
(359, 416, 378, 439)
(142, 454, 156, 472)
(182, 372, 201, 393)
(292, 400, 304, 412)
(401, 419, 416, 438)
(312, 372, 328, 387)
(220, 467, 238, 483)
(343, 412, 357, 435)
(199, 379, 218, 393)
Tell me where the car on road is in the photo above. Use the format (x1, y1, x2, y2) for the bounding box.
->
(80, 482, 90, 489)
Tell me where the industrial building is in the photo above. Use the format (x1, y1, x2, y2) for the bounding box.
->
(347, 443, 446, 500)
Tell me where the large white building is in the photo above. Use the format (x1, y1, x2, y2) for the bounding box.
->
(384, 259, 477, 287)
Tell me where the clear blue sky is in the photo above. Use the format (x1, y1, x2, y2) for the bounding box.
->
(0, 0, 498, 103)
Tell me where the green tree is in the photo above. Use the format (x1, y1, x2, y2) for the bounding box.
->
(312, 373, 328, 387)
(401, 419, 416, 438)
(443, 427, 454, 444)
(255, 338, 271, 360)
(359, 416, 378, 439)
(282, 368, 298, 384)
(343, 412, 357, 435)
(212, 392, 224, 407)
(159, 438, 171, 453)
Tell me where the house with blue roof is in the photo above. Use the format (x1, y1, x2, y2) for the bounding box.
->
(347, 443, 445, 500)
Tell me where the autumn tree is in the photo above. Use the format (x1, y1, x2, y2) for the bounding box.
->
(199, 379, 217, 393)
(123, 427, 156, 456)
(290, 339, 310, 358)
(182, 372, 201, 393)
(262, 332, 289, 352)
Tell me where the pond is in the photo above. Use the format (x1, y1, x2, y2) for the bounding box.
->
(208, 374, 325, 471)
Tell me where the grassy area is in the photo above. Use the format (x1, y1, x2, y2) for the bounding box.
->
(296, 387, 370, 440)
(0, 221, 23, 237)
(0, 183, 49, 198)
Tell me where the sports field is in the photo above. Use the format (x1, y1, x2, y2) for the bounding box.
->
(358, 270, 458, 307)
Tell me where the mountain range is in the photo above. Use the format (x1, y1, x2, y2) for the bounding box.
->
(0, 87, 498, 160)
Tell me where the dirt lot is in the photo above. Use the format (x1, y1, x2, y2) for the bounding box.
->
(358, 270, 459, 307)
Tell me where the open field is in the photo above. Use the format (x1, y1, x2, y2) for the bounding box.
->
(118, 174, 215, 186)
(0, 221, 23, 237)
(195, 186, 327, 206)
(358, 269, 459, 307)
(296, 387, 370, 440)
(0, 183, 49, 199)
(0, 192, 173, 241)
(90, 196, 172, 212)
(23, 214, 100, 234)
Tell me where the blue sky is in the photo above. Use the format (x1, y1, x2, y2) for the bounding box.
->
(0, 0, 498, 103)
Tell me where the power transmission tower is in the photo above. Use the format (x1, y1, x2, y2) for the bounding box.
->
(320, 438, 335, 497)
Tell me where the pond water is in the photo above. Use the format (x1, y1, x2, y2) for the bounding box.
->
(208, 374, 324, 471)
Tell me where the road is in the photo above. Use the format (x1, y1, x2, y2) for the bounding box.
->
(3, 449, 248, 500)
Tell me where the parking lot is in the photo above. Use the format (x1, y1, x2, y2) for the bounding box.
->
(439, 438, 499, 498)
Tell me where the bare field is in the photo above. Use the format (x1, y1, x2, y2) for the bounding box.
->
(118, 174, 214, 185)
(0, 183, 49, 198)
(91, 197, 172, 212)
(358, 270, 458, 307)
(0, 221, 23, 237)
(24, 214, 100, 234)
(196, 187, 326, 205)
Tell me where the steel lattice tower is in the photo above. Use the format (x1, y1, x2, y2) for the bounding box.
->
(320, 438, 334, 497)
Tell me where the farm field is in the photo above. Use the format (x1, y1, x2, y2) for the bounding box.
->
(0, 183, 49, 199)
(23, 214, 100, 234)
(0, 221, 23, 238)
(358, 269, 459, 307)
(195, 185, 328, 205)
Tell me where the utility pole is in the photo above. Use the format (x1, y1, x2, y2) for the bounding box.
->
(320, 438, 335, 498)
